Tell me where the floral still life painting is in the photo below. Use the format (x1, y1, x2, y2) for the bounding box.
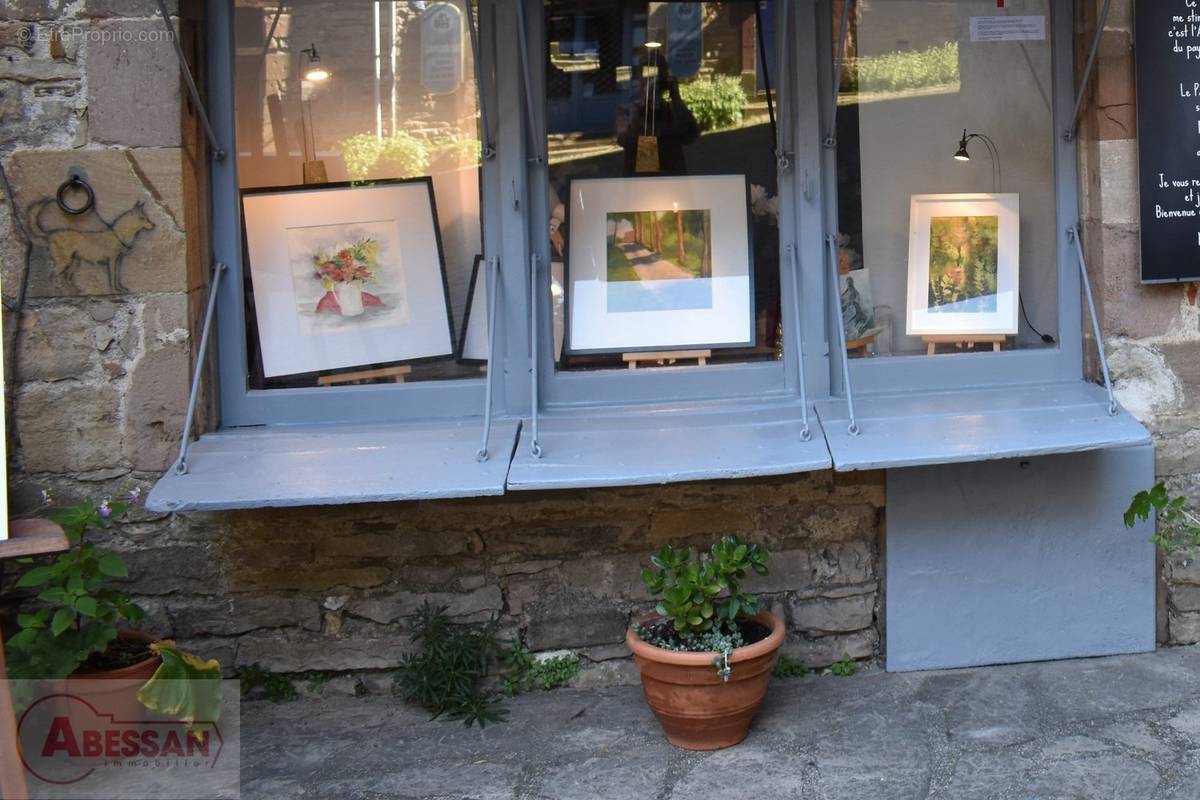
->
(286, 220, 411, 335)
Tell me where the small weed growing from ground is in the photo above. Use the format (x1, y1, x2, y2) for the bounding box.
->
(240, 664, 299, 702)
(772, 654, 809, 679)
(504, 646, 580, 695)
(303, 671, 332, 692)
(830, 655, 858, 677)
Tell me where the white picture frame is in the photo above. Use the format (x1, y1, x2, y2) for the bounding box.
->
(242, 179, 454, 378)
(565, 175, 754, 354)
(906, 193, 1020, 337)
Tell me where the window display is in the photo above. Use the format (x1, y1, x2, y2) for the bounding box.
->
(544, 0, 781, 371)
(834, 0, 1057, 358)
(233, 0, 484, 388)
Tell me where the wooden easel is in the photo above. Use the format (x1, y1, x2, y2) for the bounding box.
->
(922, 334, 1007, 356)
(1, 519, 70, 800)
(318, 365, 412, 386)
(846, 333, 877, 359)
(623, 350, 711, 369)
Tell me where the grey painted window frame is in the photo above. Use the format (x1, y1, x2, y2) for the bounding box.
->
(207, 0, 1083, 436)
(806, 0, 1085, 400)
(209, 0, 511, 428)
(519, 0, 830, 412)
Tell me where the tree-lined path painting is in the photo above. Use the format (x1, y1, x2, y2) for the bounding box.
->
(606, 208, 714, 312)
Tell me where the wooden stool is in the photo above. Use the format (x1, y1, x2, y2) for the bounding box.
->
(0, 518, 70, 800)
(623, 350, 711, 369)
(922, 334, 1008, 356)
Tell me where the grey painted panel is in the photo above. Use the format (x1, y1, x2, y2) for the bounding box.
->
(886, 444, 1156, 672)
(815, 381, 1150, 471)
(507, 402, 831, 490)
(146, 419, 521, 512)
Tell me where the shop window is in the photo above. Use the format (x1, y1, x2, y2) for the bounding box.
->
(542, 0, 784, 375)
(233, 0, 486, 392)
(832, 0, 1058, 362)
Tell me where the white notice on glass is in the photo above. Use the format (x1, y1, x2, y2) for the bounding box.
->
(970, 16, 1046, 42)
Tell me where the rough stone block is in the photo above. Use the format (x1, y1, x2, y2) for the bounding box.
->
(0, 1, 70, 21)
(83, 1, 178, 16)
(790, 592, 876, 635)
(121, 543, 219, 595)
(346, 585, 502, 625)
(16, 304, 96, 381)
(85, 18, 180, 147)
(123, 341, 188, 471)
(1169, 611, 1200, 645)
(783, 628, 878, 669)
(16, 381, 120, 472)
(235, 625, 414, 672)
(1098, 139, 1139, 226)
(526, 596, 628, 651)
(170, 594, 322, 638)
(6, 149, 188, 296)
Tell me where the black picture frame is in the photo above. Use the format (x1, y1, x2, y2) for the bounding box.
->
(238, 176, 457, 385)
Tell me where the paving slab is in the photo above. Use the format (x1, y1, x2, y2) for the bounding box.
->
(235, 645, 1200, 800)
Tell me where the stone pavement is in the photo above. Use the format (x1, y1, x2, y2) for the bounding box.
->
(240, 646, 1200, 800)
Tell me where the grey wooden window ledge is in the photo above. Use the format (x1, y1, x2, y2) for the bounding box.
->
(506, 401, 831, 491)
(814, 381, 1150, 472)
(145, 418, 521, 512)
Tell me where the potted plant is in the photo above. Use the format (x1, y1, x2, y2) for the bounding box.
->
(626, 534, 784, 750)
(4, 495, 222, 731)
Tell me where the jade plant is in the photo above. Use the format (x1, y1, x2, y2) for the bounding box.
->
(5, 495, 222, 732)
(638, 534, 770, 653)
(1125, 482, 1200, 552)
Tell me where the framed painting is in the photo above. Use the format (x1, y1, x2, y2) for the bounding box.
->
(840, 268, 876, 342)
(906, 193, 1020, 337)
(241, 178, 454, 378)
(457, 255, 488, 364)
(565, 175, 754, 355)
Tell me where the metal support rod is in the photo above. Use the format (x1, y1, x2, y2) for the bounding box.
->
(512, 0, 544, 164)
(465, 0, 496, 159)
(476, 256, 502, 462)
(528, 253, 543, 458)
(772, 0, 791, 171)
(1064, 0, 1112, 142)
(1069, 226, 1119, 416)
(173, 262, 227, 476)
(155, 0, 225, 160)
(825, 0, 852, 147)
(825, 234, 860, 435)
(787, 243, 812, 442)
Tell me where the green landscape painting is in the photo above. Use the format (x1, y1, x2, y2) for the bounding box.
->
(927, 215, 999, 313)
(607, 209, 712, 283)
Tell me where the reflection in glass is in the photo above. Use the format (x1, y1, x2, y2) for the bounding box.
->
(234, 1, 484, 389)
(545, 1, 782, 372)
(834, 0, 1057, 359)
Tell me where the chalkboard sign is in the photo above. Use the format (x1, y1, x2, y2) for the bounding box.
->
(1136, 1, 1200, 283)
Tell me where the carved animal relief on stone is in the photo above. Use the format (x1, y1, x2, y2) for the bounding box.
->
(28, 198, 155, 293)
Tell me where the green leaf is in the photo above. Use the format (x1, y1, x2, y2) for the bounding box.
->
(97, 554, 128, 578)
(51, 608, 76, 637)
(16, 613, 43, 629)
(137, 643, 223, 735)
(16, 565, 57, 588)
(75, 597, 98, 617)
(38, 588, 72, 606)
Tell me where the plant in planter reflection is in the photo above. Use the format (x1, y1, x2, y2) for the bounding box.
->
(5, 495, 222, 733)
(1125, 483, 1200, 552)
(312, 238, 385, 317)
(627, 535, 784, 750)
(340, 131, 429, 181)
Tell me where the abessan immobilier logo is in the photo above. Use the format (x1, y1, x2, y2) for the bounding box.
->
(12, 679, 241, 800)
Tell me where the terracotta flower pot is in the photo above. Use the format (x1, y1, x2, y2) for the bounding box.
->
(626, 611, 784, 750)
(65, 630, 162, 724)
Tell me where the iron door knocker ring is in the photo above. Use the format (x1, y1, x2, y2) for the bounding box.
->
(56, 175, 95, 216)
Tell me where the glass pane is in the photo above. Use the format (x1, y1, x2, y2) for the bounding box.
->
(544, 0, 782, 372)
(835, 0, 1057, 360)
(234, 1, 485, 389)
